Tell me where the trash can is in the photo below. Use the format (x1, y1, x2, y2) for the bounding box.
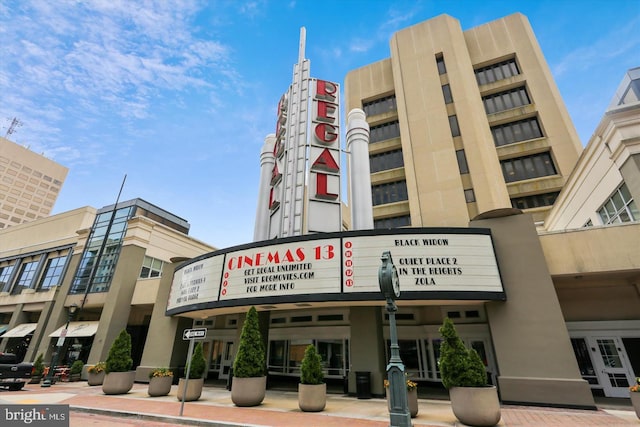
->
(355, 371, 371, 399)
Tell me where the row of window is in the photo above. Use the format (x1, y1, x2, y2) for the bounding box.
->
(369, 149, 404, 173)
(0, 252, 69, 294)
(511, 192, 559, 210)
(482, 86, 531, 115)
(475, 58, 520, 86)
(363, 95, 397, 117)
(374, 215, 411, 229)
(371, 181, 408, 206)
(501, 152, 557, 183)
(491, 117, 543, 147)
(370, 120, 401, 143)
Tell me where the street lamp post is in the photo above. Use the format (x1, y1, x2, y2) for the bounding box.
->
(42, 303, 78, 387)
(378, 251, 411, 427)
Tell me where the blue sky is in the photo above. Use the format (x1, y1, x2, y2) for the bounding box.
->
(1, 1, 638, 249)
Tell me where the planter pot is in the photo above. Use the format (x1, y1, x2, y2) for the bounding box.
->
(385, 387, 419, 418)
(450, 386, 501, 427)
(29, 375, 42, 384)
(102, 371, 136, 395)
(177, 378, 204, 402)
(148, 376, 173, 397)
(87, 371, 105, 386)
(298, 383, 326, 412)
(70, 373, 82, 382)
(631, 392, 640, 419)
(231, 376, 266, 407)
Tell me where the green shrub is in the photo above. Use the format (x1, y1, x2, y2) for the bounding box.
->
(438, 317, 487, 389)
(233, 306, 265, 378)
(70, 360, 84, 375)
(186, 342, 206, 379)
(300, 345, 324, 385)
(105, 329, 133, 373)
(33, 353, 45, 376)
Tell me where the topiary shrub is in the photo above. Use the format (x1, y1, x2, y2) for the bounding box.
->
(187, 342, 206, 379)
(70, 360, 84, 375)
(300, 344, 324, 385)
(233, 306, 265, 378)
(105, 329, 133, 373)
(438, 317, 487, 389)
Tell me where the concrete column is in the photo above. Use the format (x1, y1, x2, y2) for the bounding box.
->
(470, 210, 595, 408)
(346, 109, 373, 230)
(88, 245, 146, 364)
(348, 306, 386, 396)
(136, 261, 190, 382)
(253, 134, 276, 242)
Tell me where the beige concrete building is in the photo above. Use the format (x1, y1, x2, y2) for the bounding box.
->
(0, 198, 213, 381)
(0, 136, 69, 230)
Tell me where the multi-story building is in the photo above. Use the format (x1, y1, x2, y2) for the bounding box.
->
(0, 136, 69, 230)
(0, 198, 213, 381)
(345, 13, 582, 229)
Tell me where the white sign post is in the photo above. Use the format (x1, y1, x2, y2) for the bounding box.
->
(179, 328, 207, 416)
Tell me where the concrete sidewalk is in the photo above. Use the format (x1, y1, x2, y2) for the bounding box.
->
(0, 381, 637, 426)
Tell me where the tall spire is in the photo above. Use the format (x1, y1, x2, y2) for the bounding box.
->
(298, 27, 306, 64)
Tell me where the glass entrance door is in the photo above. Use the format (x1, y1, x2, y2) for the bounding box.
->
(219, 340, 235, 380)
(590, 337, 634, 397)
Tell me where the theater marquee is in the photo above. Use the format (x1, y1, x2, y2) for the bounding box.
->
(166, 228, 505, 316)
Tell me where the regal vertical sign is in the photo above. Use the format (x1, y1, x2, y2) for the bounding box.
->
(266, 28, 341, 239)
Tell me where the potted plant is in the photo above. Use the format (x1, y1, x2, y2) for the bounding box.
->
(439, 317, 500, 427)
(630, 377, 640, 419)
(231, 306, 266, 407)
(102, 329, 135, 395)
(177, 342, 206, 401)
(29, 353, 45, 384)
(87, 362, 106, 385)
(298, 344, 326, 412)
(148, 367, 173, 397)
(69, 360, 84, 381)
(384, 376, 419, 417)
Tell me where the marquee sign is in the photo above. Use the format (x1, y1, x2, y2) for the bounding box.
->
(167, 228, 505, 316)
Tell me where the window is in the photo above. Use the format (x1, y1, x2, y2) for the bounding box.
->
(38, 255, 69, 291)
(371, 181, 408, 206)
(598, 183, 639, 224)
(374, 215, 411, 229)
(70, 205, 134, 294)
(511, 192, 559, 209)
(442, 84, 453, 104)
(448, 115, 460, 137)
(370, 149, 404, 173)
(12, 260, 39, 295)
(500, 152, 557, 183)
(482, 87, 530, 114)
(0, 264, 16, 293)
(140, 255, 164, 279)
(436, 55, 446, 75)
(370, 121, 400, 143)
(363, 95, 397, 117)
(456, 150, 469, 174)
(464, 189, 475, 203)
(475, 58, 520, 85)
(491, 117, 543, 146)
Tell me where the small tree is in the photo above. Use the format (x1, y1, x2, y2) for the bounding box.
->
(233, 306, 265, 378)
(300, 345, 324, 385)
(438, 317, 486, 389)
(70, 360, 84, 375)
(33, 353, 45, 377)
(105, 329, 133, 373)
(187, 342, 206, 379)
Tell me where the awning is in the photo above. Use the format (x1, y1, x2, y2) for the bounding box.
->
(2, 323, 38, 338)
(49, 321, 99, 338)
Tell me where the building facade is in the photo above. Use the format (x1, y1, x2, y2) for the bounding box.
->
(0, 198, 213, 381)
(0, 136, 68, 230)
